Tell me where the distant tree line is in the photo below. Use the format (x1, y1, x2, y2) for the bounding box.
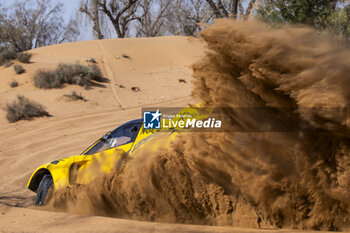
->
(0, 0, 78, 52)
(1, 0, 349, 51)
(257, 0, 350, 39)
(78, 0, 350, 39)
(78, 0, 258, 38)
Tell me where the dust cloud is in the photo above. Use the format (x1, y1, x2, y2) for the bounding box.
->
(47, 19, 350, 231)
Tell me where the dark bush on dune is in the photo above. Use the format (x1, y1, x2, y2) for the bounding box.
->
(0, 47, 32, 65)
(33, 70, 62, 89)
(16, 53, 32, 63)
(4, 60, 13, 68)
(0, 47, 17, 66)
(14, 64, 25, 74)
(9, 80, 19, 88)
(6, 96, 50, 123)
(63, 91, 87, 102)
(33, 63, 105, 89)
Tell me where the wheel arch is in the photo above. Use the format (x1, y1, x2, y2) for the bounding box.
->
(27, 168, 51, 192)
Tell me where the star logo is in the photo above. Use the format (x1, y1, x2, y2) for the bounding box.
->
(151, 109, 161, 122)
(143, 109, 162, 129)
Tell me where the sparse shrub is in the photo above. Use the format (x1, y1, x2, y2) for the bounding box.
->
(33, 70, 62, 89)
(16, 53, 32, 63)
(88, 63, 104, 82)
(14, 65, 25, 74)
(0, 48, 32, 66)
(4, 61, 13, 68)
(0, 48, 17, 66)
(63, 91, 87, 102)
(33, 62, 105, 89)
(10, 80, 19, 88)
(6, 96, 50, 123)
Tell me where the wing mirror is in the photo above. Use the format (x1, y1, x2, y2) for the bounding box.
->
(101, 132, 111, 142)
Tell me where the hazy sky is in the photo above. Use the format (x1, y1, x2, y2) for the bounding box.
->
(56, 0, 80, 23)
(0, 0, 80, 23)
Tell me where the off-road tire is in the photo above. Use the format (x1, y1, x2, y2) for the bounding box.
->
(34, 174, 53, 206)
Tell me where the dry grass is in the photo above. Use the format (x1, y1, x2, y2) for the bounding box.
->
(63, 91, 87, 102)
(33, 70, 61, 89)
(33, 62, 107, 89)
(6, 96, 50, 123)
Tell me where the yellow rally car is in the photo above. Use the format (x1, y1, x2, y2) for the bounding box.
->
(27, 106, 215, 205)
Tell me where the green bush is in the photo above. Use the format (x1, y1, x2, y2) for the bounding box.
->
(6, 96, 50, 123)
(16, 53, 32, 63)
(33, 62, 105, 89)
(14, 64, 25, 74)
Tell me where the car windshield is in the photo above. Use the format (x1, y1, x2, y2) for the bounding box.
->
(83, 120, 141, 155)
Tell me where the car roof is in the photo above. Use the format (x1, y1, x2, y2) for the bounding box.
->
(110, 119, 142, 133)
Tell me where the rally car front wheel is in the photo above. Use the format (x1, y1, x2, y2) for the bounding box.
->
(34, 174, 53, 206)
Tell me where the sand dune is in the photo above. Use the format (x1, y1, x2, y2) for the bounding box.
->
(0, 36, 204, 232)
(0, 36, 203, 124)
(0, 36, 202, 203)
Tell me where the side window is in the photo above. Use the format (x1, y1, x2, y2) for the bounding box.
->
(83, 122, 140, 155)
(107, 124, 139, 148)
(83, 140, 105, 155)
(122, 124, 139, 141)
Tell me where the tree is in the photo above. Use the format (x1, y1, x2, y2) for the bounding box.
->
(0, 0, 78, 52)
(325, 4, 350, 38)
(168, 0, 213, 36)
(80, 0, 140, 38)
(257, 0, 350, 38)
(192, 0, 257, 20)
(205, 0, 231, 18)
(257, 0, 338, 27)
(205, 0, 256, 19)
(137, 0, 171, 37)
(80, 0, 104, 39)
(166, 0, 256, 36)
(100, 0, 140, 38)
(78, 0, 259, 38)
(238, 0, 256, 19)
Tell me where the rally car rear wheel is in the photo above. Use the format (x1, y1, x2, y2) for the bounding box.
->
(34, 174, 53, 206)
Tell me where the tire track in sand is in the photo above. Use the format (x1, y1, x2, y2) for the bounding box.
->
(96, 40, 125, 110)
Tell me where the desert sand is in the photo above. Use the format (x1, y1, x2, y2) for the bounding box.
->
(0, 36, 203, 232)
(0, 34, 342, 232)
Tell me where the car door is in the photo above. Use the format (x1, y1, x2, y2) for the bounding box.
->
(71, 122, 141, 184)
